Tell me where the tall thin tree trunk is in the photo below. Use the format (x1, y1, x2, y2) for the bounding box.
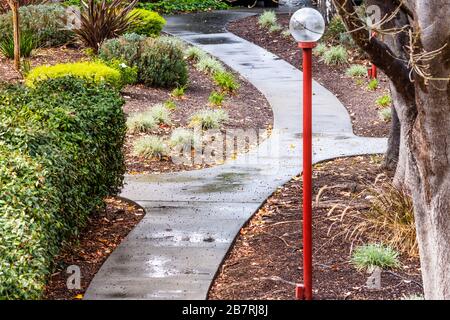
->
(7, 0, 20, 71)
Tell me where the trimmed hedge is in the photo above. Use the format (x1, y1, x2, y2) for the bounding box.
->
(0, 77, 126, 299)
(25, 61, 124, 89)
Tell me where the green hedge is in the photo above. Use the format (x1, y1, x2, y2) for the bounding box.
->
(138, 0, 229, 14)
(128, 8, 166, 36)
(0, 77, 126, 299)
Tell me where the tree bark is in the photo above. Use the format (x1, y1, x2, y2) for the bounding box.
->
(7, 0, 20, 71)
(333, 0, 450, 299)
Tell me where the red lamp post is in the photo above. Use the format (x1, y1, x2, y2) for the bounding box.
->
(289, 7, 325, 301)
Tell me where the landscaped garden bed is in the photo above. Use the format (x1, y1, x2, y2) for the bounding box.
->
(227, 13, 391, 138)
(209, 156, 423, 300)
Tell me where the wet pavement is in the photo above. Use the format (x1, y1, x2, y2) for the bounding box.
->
(84, 9, 387, 300)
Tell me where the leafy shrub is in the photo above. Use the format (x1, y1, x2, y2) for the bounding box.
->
(189, 109, 229, 129)
(149, 104, 172, 125)
(195, 56, 225, 74)
(138, 0, 229, 14)
(258, 11, 277, 29)
(376, 94, 392, 108)
(351, 244, 400, 271)
(74, 0, 138, 53)
(138, 37, 188, 87)
(25, 61, 123, 89)
(209, 91, 225, 106)
(101, 59, 138, 85)
(185, 46, 207, 62)
(169, 128, 200, 150)
(322, 45, 348, 65)
(213, 71, 239, 93)
(367, 78, 379, 91)
(128, 8, 166, 36)
(313, 43, 327, 56)
(0, 30, 36, 59)
(99, 33, 146, 65)
(126, 112, 157, 133)
(133, 135, 167, 159)
(0, 4, 73, 47)
(346, 64, 367, 78)
(269, 24, 282, 33)
(0, 77, 126, 299)
(99, 34, 188, 88)
(324, 15, 346, 42)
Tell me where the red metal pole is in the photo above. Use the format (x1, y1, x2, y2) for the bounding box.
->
(296, 41, 315, 301)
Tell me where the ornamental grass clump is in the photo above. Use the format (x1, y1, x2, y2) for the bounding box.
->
(258, 11, 277, 29)
(322, 45, 348, 65)
(189, 109, 229, 130)
(185, 46, 207, 62)
(126, 112, 157, 133)
(133, 135, 167, 159)
(169, 128, 201, 150)
(195, 56, 225, 75)
(346, 65, 367, 78)
(149, 104, 172, 125)
(351, 243, 400, 271)
(213, 71, 239, 93)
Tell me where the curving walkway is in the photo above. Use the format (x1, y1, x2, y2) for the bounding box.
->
(84, 10, 387, 300)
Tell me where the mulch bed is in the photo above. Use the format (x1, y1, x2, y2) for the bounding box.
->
(208, 156, 423, 300)
(44, 197, 145, 300)
(227, 14, 391, 138)
(123, 60, 273, 174)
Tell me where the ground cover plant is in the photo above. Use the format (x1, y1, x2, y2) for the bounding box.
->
(138, 0, 229, 14)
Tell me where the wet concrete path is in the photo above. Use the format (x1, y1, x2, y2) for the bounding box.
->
(85, 10, 387, 300)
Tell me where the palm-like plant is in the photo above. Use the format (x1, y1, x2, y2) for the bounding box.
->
(75, 0, 138, 53)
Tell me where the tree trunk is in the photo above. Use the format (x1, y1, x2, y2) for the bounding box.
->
(7, 0, 20, 71)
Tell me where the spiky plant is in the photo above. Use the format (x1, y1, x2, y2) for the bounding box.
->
(75, 0, 139, 53)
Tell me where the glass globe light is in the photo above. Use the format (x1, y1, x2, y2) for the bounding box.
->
(289, 8, 325, 43)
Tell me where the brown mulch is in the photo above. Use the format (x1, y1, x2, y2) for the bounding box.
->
(44, 197, 145, 300)
(208, 156, 423, 300)
(227, 14, 391, 138)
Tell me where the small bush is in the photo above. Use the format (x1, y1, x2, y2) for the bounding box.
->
(171, 86, 186, 98)
(313, 43, 327, 56)
(322, 45, 348, 65)
(138, 37, 188, 88)
(376, 94, 392, 108)
(101, 59, 138, 85)
(169, 128, 200, 150)
(0, 30, 36, 59)
(324, 15, 346, 42)
(149, 104, 171, 125)
(378, 107, 392, 122)
(258, 11, 277, 29)
(213, 71, 239, 93)
(346, 65, 367, 78)
(128, 8, 166, 36)
(164, 99, 177, 110)
(0, 77, 126, 299)
(209, 91, 225, 106)
(196, 56, 225, 75)
(189, 109, 229, 130)
(185, 46, 207, 62)
(133, 135, 167, 159)
(0, 4, 74, 47)
(99, 33, 146, 65)
(367, 78, 379, 91)
(25, 61, 123, 89)
(127, 112, 157, 133)
(351, 244, 400, 271)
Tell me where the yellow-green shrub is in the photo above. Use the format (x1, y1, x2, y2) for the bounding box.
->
(128, 8, 166, 36)
(25, 62, 123, 89)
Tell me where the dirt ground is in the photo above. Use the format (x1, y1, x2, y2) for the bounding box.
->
(209, 156, 423, 300)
